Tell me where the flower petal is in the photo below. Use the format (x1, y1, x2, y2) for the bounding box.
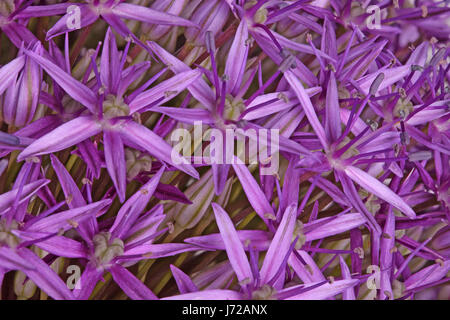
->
(119, 121, 198, 179)
(110, 264, 158, 300)
(260, 204, 297, 284)
(344, 165, 416, 219)
(24, 48, 98, 113)
(112, 3, 198, 28)
(17, 248, 74, 300)
(212, 203, 253, 285)
(170, 264, 198, 294)
(18, 116, 102, 161)
(103, 131, 127, 203)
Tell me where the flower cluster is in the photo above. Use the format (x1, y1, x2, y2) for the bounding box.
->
(0, 0, 448, 300)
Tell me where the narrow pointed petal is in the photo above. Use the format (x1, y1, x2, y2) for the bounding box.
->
(379, 208, 395, 300)
(50, 154, 86, 208)
(15, 3, 71, 19)
(284, 70, 328, 150)
(104, 131, 126, 203)
(289, 250, 326, 284)
(27, 199, 111, 233)
(112, 3, 198, 28)
(282, 279, 359, 300)
(260, 204, 297, 284)
(344, 165, 416, 218)
(212, 163, 230, 195)
(232, 159, 274, 223)
(2, 22, 39, 49)
(110, 264, 158, 300)
(170, 265, 198, 294)
(18, 116, 102, 161)
(0, 247, 34, 271)
(46, 4, 99, 40)
(185, 230, 271, 251)
(150, 106, 214, 125)
(73, 264, 104, 300)
(304, 213, 367, 241)
(357, 65, 411, 96)
(212, 203, 253, 285)
(405, 260, 450, 291)
(0, 179, 49, 215)
(17, 248, 74, 300)
(110, 167, 164, 238)
(123, 243, 201, 258)
(119, 121, 198, 179)
(339, 256, 356, 300)
(129, 69, 202, 113)
(147, 41, 215, 110)
(14, 230, 87, 258)
(24, 48, 98, 113)
(100, 28, 120, 94)
(0, 55, 25, 96)
(224, 20, 249, 95)
(325, 71, 341, 142)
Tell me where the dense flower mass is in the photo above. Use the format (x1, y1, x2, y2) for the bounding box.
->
(0, 0, 448, 300)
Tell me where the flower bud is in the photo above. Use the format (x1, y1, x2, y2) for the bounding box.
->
(1, 46, 42, 128)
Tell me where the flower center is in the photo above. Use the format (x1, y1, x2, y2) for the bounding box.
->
(102, 95, 130, 120)
(223, 95, 245, 122)
(0, 219, 20, 248)
(93, 232, 124, 268)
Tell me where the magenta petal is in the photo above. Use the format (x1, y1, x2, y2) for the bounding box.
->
(304, 213, 367, 242)
(119, 121, 198, 179)
(123, 243, 201, 258)
(284, 70, 329, 150)
(339, 256, 356, 300)
(185, 230, 271, 251)
(17, 248, 74, 300)
(112, 3, 198, 28)
(212, 203, 254, 285)
(282, 279, 359, 300)
(103, 131, 127, 203)
(0, 55, 25, 96)
(46, 4, 99, 40)
(110, 264, 158, 300)
(18, 116, 102, 161)
(170, 264, 198, 294)
(325, 71, 341, 142)
(147, 41, 216, 110)
(50, 154, 86, 208)
(0, 247, 34, 271)
(150, 106, 214, 125)
(110, 167, 164, 238)
(14, 230, 87, 259)
(232, 159, 274, 223)
(27, 199, 111, 233)
(260, 204, 297, 284)
(224, 20, 249, 95)
(24, 48, 98, 113)
(73, 264, 104, 300)
(100, 28, 121, 94)
(344, 165, 416, 219)
(129, 69, 202, 113)
(0, 179, 49, 215)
